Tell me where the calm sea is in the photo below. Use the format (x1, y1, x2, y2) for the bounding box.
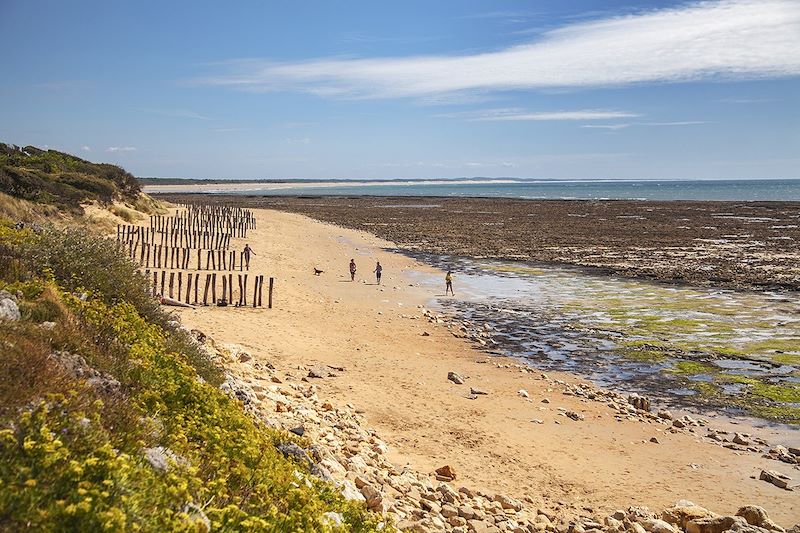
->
(216, 179, 800, 201)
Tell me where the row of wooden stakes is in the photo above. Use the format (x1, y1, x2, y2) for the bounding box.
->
(147, 270, 272, 308)
(121, 242, 254, 271)
(117, 224, 233, 250)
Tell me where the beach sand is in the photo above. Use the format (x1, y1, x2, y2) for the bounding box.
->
(171, 209, 798, 524)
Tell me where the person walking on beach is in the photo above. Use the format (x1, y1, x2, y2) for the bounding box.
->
(243, 244, 255, 270)
(374, 261, 382, 284)
(349, 258, 357, 281)
(445, 270, 454, 296)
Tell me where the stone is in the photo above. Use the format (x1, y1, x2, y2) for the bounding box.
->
(628, 394, 651, 412)
(686, 516, 746, 533)
(442, 504, 459, 518)
(518, 389, 529, 398)
(308, 365, 331, 378)
(436, 464, 457, 481)
(641, 518, 679, 533)
(541, 398, 551, 404)
(564, 411, 584, 421)
(448, 372, 466, 385)
(662, 505, 716, 529)
(0, 291, 20, 322)
(470, 387, 488, 395)
(736, 506, 770, 527)
(759, 470, 792, 490)
(657, 410, 673, 420)
(360, 483, 384, 511)
(650, 437, 660, 444)
(494, 494, 523, 511)
(339, 479, 365, 502)
(322, 511, 344, 528)
(144, 446, 181, 472)
(732, 433, 750, 446)
(289, 426, 305, 437)
(183, 503, 211, 532)
(672, 419, 686, 429)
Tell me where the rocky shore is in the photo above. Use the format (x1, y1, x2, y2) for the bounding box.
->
(156, 196, 800, 291)
(194, 326, 799, 532)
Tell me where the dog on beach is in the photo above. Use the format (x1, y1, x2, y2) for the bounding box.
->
(313, 268, 324, 276)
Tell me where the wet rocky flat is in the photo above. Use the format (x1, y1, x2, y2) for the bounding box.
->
(407, 252, 800, 425)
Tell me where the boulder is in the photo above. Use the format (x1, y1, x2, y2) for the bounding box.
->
(759, 470, 792, 490)
(662, 504, 716, 529)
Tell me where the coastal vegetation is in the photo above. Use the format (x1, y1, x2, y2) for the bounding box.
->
(0, 143, 140, 214)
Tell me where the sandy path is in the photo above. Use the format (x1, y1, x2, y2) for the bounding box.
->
(172, 209, 799, 525)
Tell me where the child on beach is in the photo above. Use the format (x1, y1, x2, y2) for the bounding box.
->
(243, 244, 255, 270)
(374, 261, 382, 284)
(349, 259, 357, 281)
(445, 270, 454, 296)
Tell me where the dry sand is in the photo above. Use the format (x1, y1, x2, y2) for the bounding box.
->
(171, 209, 799, 525)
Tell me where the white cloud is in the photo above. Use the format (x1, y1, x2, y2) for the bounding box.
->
(145, 109, 210, 120)
(194, 0, 800, 99)
(582, 121, 706, 130)
(438, 108, 639, 121)
(106, 146, 137, 152)
(81, 145, 91, 152)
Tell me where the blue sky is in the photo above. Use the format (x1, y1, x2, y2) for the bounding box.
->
(1, 0, 798, 180)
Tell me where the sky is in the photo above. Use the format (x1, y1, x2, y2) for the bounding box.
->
(1, 0, 799, 180)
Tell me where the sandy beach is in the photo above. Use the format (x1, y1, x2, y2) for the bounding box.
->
(169, 208, 798, 525)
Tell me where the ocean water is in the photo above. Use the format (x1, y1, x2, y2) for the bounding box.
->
(217, 179, 800, 201)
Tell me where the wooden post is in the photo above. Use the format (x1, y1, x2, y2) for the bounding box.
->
(152, 271, 157, 297)
(197, 249, 201, 270)
(237, 275, 243, 306)
(257, 275, 263, 307)
(211, 273, 217, 303)
(194, 273, 199, 304)
(253, 275, 258, 308)
(168, 272, 175, 298)
(228, 273, 233, 303)
(202, 274, 210, 305)
(186, 273, 192, 304)
(177, 272, 182, 301)
(160, 270, 166, 296)
(268, 277, 273, 309)
(221, 275, 227, 303)
(242, 274, 247, 306)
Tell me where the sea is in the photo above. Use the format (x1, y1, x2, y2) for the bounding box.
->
(203, 178, 800, 201)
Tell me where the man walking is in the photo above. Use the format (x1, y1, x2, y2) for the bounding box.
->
(374, 261, 382, 284)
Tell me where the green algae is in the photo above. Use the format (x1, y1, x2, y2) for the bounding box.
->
(668, 360, 718, 375)
(773, 353, 800, 365)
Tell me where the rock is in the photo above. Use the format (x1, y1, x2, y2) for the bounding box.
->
(736, 506, 785, 532)
(339, 479, 365, 502)
(435, 464, 457, 481)
(308, 365, 330, 378)
(518, 389, 529, 398)
(276, 443, 314, 468)
(494, 494, 522, 511)
(39, 321, 56, 330)
(0, 291, 20, 321)
(541, 398, 551, 404)
(628, 394, 651, 412)
(442, 504, 459, 518)
(657, 410, 673, 420)
(650, 437, 661, 444)
(470, 387, 488, 395)
(732, 433, 750, 446)
(448, 372, 466, 385)
(672, 419, 686, 429)
(360, 483, 384, 511)
(686, 516, 746, 533)
(289, 426, 305, 437)
(662, 504, 716, 529)
(322, 511, 344, 528)
(144, 446, 181, 472)
(641, 518, 679, 533)
(564, 411, 584, 421)
(759, 469, 792, 490)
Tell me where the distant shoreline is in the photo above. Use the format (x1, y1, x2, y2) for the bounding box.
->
(142, 178, 523, 193)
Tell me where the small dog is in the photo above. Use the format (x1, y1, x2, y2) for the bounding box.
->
(313, 268, 324, 276)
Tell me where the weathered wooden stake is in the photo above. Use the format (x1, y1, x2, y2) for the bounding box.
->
(268, 277, 273, 309)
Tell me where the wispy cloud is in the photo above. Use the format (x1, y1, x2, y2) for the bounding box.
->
(81, 145, 91, 152)
(581, 121, 707, 130)
(193, 0, 800, 100)
(211, 127, 245, 133)
(718, 97, 774, 103)
(438, 108, 639, 121)
(106, 146, 137, 152)
(144, 108, 210, 120)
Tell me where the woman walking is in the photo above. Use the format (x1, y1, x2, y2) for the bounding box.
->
(374, 261, 382, 284)
(445, 270, 454, 296)
(349, 258, 357, 281)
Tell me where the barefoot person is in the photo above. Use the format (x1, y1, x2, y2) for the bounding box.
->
(445, 270, 454, 296)
(243, 244, 255, 270)
(349, 258, 357, 281)
(374, 261, 382, 284)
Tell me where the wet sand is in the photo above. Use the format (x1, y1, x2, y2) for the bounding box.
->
(170, 208, 798, 525)
(157, 195, 800, 291)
